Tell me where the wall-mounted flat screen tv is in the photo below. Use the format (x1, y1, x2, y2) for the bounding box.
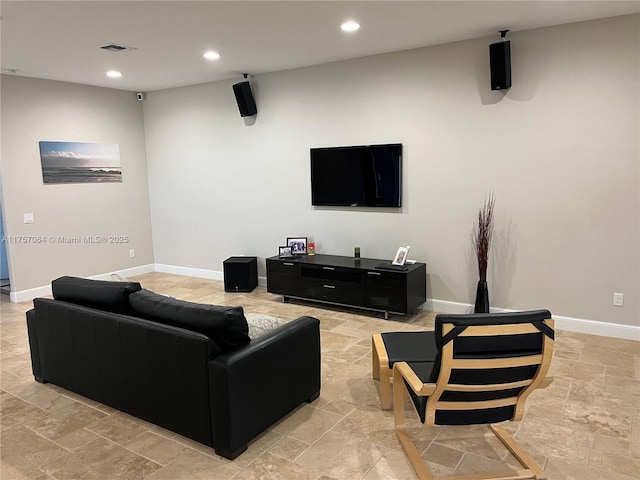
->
(310, 143, 402, 207)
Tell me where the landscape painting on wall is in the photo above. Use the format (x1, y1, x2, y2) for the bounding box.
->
(39, 141, 122, 184)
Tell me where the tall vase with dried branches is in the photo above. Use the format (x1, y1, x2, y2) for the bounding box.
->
(473, 193, 495, 313)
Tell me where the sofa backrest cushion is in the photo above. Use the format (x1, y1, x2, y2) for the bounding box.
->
(51, 276, 142, 315)
(31, 297, 216, 446)
(129, 289, 250, 352)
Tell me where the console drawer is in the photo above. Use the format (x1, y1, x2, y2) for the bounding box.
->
(300, 277, 364, 306)
(300, 265, 361, 284)
(364, 270, 405, 288)
(267, 259, 299, 276)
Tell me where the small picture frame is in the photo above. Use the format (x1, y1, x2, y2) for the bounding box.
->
(279, 246, 292, 257)
(392, 246, 410, 266)
(286, 237, 308, 255)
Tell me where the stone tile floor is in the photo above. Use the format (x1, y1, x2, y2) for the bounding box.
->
(1, 272, 638, 479)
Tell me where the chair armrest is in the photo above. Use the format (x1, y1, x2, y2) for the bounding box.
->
(208, 316, 320, 458)
(394, 362, 435, 396)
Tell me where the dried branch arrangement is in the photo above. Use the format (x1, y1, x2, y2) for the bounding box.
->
(473, 193, 495, 282)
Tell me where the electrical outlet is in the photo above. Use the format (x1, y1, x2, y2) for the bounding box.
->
(613, 293, 624, 307)
(129, 249, 135, 258)
(24, 213, 34, 224)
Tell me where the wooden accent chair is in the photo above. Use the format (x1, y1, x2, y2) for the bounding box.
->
(393, 310, 554, 480)
(372, 331, 438, 409)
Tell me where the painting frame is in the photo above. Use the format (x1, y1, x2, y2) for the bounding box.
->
(286, 237, 308, 255)
(279, 246, 293, 257)
(39, 141, 122, 184)
(392, 246, 410, 266)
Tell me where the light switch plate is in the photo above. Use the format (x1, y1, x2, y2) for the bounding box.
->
(613, 293, 624, 307)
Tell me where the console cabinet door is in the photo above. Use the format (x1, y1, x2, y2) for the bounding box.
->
(266, 259, 299, 296)
(364, 270, 407, 312)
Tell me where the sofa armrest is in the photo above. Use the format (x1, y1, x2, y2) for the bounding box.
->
(26, 309, 45, 383)
(208, 315, 320, 459)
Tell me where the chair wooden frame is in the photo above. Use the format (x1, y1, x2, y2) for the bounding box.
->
(372, 333, 392, 409)
(372, 331, 436, 410)
(393, 319, 554, 480)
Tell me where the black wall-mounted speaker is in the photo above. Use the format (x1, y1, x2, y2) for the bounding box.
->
(232, 81, 257, 117)
(489, 40, 511, 91)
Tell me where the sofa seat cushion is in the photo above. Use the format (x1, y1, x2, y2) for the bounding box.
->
(51, 276, 142, 314)
(129, 289, 250, 351)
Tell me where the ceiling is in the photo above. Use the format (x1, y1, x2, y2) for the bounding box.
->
(2, 1, 639, 92)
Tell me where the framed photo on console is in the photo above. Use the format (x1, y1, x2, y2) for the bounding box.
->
(279, 246, 293, 257)
(286, 237, 308, 255)
(392, 246, 410, 266)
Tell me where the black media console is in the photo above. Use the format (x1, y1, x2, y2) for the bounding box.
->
(266, 254, 426, 319)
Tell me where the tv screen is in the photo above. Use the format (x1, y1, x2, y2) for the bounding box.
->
(310, 143, 402, 207)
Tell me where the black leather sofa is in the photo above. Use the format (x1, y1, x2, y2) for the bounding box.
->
(26, 276, 321, 460)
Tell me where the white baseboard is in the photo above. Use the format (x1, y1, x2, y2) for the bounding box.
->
(8, 270, 637, 341)
(423, 299, 475, 315)
(89, 264, 156, 281)
(153, 264, 268, 286)
(10, 285, 52, 303)
(9, 264, 156, 303)
(426, 299, 640, 341)
(551, 314, 639, 341)
(154, 264, 224, 281)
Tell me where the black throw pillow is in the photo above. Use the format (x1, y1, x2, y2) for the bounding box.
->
(129, 289, 250, 351)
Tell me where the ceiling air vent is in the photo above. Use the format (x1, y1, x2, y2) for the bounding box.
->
(100, 44, 136, 52)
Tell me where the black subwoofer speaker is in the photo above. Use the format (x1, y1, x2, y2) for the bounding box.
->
(489, 40, 511, 90)
(223, 256, 258, 292)
(232, 81, 257, 117)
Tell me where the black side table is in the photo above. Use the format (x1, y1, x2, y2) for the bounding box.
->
(223, 257, 258, 292)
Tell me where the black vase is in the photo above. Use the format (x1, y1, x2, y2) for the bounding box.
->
(474, 280, 490, 313)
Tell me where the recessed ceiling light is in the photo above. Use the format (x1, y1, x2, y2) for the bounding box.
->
(341, 20, 360, 33)
(106, 70, 122, 78)
(203, 51, 221, 60)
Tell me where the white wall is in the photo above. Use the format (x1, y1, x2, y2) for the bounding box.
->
(143, 15, 639, 331)
(0, 76, 155, 294)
